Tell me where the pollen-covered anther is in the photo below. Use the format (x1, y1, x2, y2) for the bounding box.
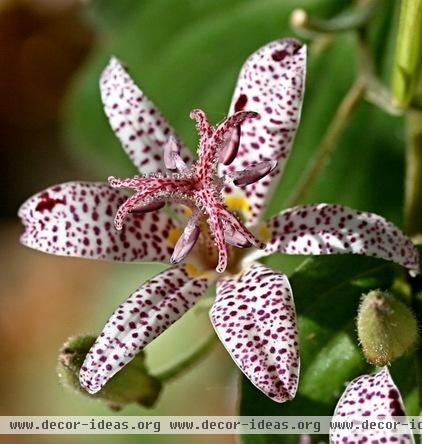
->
(219, 125, 240, 165)
(171, 217, 201, 264)
(224, 226, 252, 248)
(163, 136, 189, 173)
(228, 160, 278, 186)
(131, 200, 165, 214)
(108, 108, 266, 272)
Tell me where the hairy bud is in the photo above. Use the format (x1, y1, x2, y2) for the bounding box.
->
(357, 290, 418, 366)
(58, 336, 161, 410)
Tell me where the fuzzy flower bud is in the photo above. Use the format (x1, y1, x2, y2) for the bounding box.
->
(57, 335, 161, 410)
(357, 290, 418, 366)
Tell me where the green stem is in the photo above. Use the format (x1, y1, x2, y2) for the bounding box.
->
(356, 29, 404, 116)
(286, 80, 364, 207)
(404, 110, 422, 237)
(154, 332, 218, 383)
(391, 0, 422, 109)
(290, 0, 378, 36)
(404, 105, 422, 419)
(402, 55, 422, 421)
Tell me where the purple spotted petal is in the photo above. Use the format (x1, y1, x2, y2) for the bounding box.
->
(221, 39, 306, 225)
(18, 182, 177, 262)
(330, 367, 414, 444)
(100, 57, 192, 174)
(263, 204, 419, 273)
(80, 264, 213, 394)
(210, 263, 299, 402)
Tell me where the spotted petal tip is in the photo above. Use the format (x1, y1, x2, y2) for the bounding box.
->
(18, 182, 177, 263)
(210, 264, 299, 402)
(330, 367, 414, 444)
(79, 264, 213, 394)
(220, 38, 306, 225)
(264, 204, 420, 274)
(100, 56, 192, 175)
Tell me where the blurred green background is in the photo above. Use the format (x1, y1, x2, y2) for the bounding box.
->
(0, 0, 409, 443)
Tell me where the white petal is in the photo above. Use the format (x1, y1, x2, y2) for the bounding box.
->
(263, 204, 419, 273)
(220, 39, 306, 225)
(18, 182, 178, 263)
(331, 367, 414, 444)
(80, 264, 214, 393)
(100, 57, 192, 174)
(210, 263, 299, 402)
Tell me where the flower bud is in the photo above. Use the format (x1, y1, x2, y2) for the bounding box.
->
(357, 290, 418, 366)
(58, 335, 161, 410)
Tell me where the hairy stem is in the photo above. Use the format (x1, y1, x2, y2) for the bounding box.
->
(154, 331, 218, 383)
(286, 80, 364, 207)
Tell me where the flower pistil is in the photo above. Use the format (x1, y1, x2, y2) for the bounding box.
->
(108, 108, 274, 272)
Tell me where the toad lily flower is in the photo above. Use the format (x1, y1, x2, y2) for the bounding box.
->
(18, 39, 419, 403)
(108, 106, 269, 274)
(330, 367, 414, 443)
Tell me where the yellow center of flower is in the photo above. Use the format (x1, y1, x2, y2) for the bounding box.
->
(224, 195, 251, 220)
(257, 224, 272, 243)
(167, 227, 183, 248)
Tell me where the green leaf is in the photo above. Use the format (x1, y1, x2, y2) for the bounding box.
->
(240, 254, 401, 444)
(64, 0, 349, 177)
(269, 33, 406, 226)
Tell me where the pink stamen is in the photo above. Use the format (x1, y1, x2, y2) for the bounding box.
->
(108, 108, 265, 272)
(190, 109, 213, 140)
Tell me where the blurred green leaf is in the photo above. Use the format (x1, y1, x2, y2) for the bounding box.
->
(68, 0, 407, 223)
(64, 0, 349, 177)
(240, 253, 410, 444)
(83, 0, 143, 29)
(271, 33, 405, 226)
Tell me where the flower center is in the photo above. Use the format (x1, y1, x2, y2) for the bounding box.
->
(108, 108, 276, 273)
